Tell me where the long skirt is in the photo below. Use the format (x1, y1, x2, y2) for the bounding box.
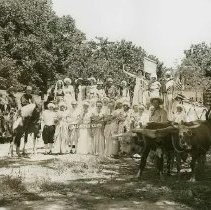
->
(165, 93, 174, 120)
(133, 86, 143, 105)
(54, 122, 69, 154)
(68, 125, 79, 149)
(64, 95, 74, 109)
(77, 127, 92, 155)
(104, 122, 118, 156)
(92, 126, 105, 155)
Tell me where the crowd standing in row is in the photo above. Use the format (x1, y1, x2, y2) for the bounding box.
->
(0, 70, 208, 157)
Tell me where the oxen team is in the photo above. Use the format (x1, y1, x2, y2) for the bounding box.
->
(0, 74, 211, 182)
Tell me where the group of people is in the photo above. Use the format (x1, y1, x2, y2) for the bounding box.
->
(0, 69, 208, 157)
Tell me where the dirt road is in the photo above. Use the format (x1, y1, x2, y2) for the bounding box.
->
(0, 142, 210, 210)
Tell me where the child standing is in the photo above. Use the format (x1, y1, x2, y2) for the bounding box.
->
(42, 103, 57, 154)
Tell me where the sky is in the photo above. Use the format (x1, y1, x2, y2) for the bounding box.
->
(52, 0, 211, 67)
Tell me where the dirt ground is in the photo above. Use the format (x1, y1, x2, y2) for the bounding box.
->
(0, 139, 211, 210)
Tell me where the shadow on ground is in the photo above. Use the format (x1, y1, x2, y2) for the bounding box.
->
(0, 152, 210, 210)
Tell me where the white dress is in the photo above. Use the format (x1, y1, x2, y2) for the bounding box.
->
(77, 112, 92, 155)
(54, 110, 70, 154)
(133, 77, 144, 105)
(165, 79, 175, 119)
(96, 89, 106, 99)
(77, 85, 83, 102)
(64, 85, 75, 108)
(149, 81, 161, 98)
(122, 88, 130, 102)
(68, 108, 80, 148)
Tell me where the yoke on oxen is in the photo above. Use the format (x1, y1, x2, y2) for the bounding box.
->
(133, 125, 178, 139)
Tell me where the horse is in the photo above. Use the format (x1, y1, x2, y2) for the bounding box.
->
(13, 103, 42, 157)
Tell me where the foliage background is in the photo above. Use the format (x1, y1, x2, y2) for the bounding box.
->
(1, 0, 210, 93)
(0, 0, 164, 93)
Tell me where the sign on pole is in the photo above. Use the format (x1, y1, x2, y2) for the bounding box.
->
(144, 57, 157, 76)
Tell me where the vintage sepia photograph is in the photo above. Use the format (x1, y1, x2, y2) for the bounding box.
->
(0, 0, 211, 209)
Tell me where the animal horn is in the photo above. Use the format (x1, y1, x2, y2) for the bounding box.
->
(171, 122, 179, 128)
(182, 121, 201, 129)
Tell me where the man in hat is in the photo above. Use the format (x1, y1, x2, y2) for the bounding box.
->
(20, 86, 35, 107)
(149, 97, 168, 123)
(105, 78, 119, 99)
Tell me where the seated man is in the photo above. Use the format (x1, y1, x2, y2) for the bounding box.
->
(149, 97, 168, 124)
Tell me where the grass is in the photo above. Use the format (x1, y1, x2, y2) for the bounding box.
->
(0, 153, 210, 209)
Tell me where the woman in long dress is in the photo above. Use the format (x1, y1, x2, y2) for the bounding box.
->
(75, 78, 83, 102)
(96, 81, 106, 100)
(149, 75, 161, 98)
(87, 77, 97, 99)
(164, 71, 175, 120)
(104, 100, 118, 156)
(54, 102, 70, 154)
(63, 78, 75, 108)
(68, 101, 80, 153)
(123, 69, 146, 105)
(91, 101, 105, 156)
(119, 80, 130, 102)
(54, 80, 65, 104)
(77, 101, 92, 155)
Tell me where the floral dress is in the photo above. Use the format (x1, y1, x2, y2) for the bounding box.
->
(64, 85, 75, 108)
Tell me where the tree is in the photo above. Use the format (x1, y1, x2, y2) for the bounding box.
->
(179, 42, 211, 90)
(0, 0, 165, 91)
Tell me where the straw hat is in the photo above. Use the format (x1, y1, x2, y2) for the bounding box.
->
(48, 103, 55, 109)
(165, 70, 172, 76)
(64, 78, 72, 84)
(83, 100, 90, 106)
(71, 100, 78, 105)
(123, 101, 130, 107)
(7, 86, 15, 93)
(151, 74, 157, 79)
(97, 81, 103, 85)
(26, 86, 32, 91)
(59, 101, 67, 108)
(121, 80, 127, 86)
(88, 77, 96, 83)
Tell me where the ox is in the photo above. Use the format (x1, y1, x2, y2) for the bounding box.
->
(135, 123, 176, 180)
(172, 121, 211, 182)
